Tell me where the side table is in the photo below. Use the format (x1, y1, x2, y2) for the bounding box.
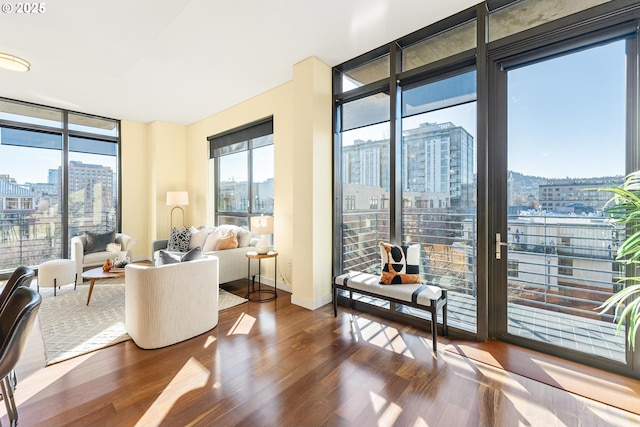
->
(246, 250, 278, 302)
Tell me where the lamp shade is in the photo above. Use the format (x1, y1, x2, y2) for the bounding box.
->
(250, 216, 273, 235)
(166, 191, 189, 206)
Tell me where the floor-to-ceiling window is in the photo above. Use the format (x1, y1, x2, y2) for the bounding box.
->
(0, 98, 120, 274)
(334, 10, 478, 335)
(208, 117, 274, 228)
(334, 0, 640, 377)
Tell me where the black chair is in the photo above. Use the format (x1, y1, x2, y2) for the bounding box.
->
(0, 266, 35, 393)
(0, 286, 41, 427)
(0, 267, 35, 314)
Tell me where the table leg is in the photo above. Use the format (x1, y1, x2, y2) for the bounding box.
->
(87, 279, 96, 305)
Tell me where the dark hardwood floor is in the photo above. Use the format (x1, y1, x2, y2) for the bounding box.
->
(5, 279, 640, 426)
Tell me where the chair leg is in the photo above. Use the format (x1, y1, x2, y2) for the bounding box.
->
(1, 375, 17, 426)
(54, 278, 57, 297)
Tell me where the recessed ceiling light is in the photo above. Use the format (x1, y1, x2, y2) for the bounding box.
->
(0, 52, 30, 72)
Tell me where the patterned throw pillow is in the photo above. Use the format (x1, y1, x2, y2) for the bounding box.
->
(167, 227, 191, 252)
(379, 242, 421, 285)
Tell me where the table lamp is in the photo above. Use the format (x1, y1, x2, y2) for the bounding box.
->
(251, 215, 273, 254)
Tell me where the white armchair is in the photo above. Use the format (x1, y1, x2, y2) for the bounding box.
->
(125, 256, 219, 349)
(71, 233, 134, 285)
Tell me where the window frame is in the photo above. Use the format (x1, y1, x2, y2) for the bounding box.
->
(0, 97, 121, 275)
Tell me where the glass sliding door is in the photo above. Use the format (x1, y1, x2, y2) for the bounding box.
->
(401, 71, 477, 332)
(501, 39, 629, 362)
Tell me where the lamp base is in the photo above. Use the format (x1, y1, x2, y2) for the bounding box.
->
(255, 239, 270, 254)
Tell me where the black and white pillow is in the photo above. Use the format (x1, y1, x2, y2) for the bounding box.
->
(379, 242, 421, 285)
(167, 227, 191, 252)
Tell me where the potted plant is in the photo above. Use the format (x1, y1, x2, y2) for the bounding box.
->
(597, 170, 640, 349)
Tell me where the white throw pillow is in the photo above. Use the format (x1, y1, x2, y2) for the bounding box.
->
(202, 230, 220, 252)
(189, 226, 208, 250)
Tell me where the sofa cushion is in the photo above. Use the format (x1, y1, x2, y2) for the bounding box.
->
(158, 247, 202, 265)
(84, 230, 116, 254)
(167, 227, 191, 252)
(379, 242, 420, 285)
(202, 231, 220, 252)
(189, 226, 208, 250)
(215, 231, 238, 250)
(215, 225, 251, 247)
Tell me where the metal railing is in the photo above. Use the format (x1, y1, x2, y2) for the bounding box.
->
(0, 212, 116, 273)
(342, 210, 623, 326)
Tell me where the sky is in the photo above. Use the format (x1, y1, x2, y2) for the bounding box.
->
(341, 38, 627, 180)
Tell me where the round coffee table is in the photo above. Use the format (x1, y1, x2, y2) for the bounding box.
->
(81, 267, 125, 305)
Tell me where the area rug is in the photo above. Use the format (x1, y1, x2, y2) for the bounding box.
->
(38, 280, 247, 365)
(445, 341, 640, 415)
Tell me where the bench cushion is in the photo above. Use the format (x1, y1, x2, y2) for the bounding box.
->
(334, 271, 442, 307)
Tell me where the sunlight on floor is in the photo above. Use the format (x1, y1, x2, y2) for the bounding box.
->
(352, 316, 415, 359)
(530, 357, 636, 394)
(203, 335, 216, 348)
(369, 390, 403, 427)
(227, 312, 256, 335)
(135, 357, 210, 427)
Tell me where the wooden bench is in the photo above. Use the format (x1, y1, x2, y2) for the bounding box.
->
(333, 271, 448, 353)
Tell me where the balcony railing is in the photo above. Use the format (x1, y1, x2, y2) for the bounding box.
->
(341, 210, 624, 333)
(0, 212, 116, 273)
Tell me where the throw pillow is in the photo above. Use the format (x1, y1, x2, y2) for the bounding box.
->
(215, 231, 238, 250)
(202, 230, 220, 252)
(158, 247, 202, 265)
(189, 226, 208, 250)
(167, 227, 191, 252)
(181, 246, 202, 262)
(158, 250, 181, 265)
(379, 242, 421, 285)
(236, 228, 252, 248)
(85, 230, 116, 254)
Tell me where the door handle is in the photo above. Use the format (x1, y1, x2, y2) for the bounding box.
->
(495, 233, 510, 260)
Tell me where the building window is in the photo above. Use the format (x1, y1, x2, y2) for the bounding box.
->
(558, 257, 573, 276)
(208, 118, 274, 228)
(345, 196, 356, 210)
(0, 98, 120, 272)
(369, 196, 378, 209)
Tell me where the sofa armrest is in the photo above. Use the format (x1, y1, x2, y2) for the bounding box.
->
(116, 233, 134, 257)
(152, 239, 169, 253)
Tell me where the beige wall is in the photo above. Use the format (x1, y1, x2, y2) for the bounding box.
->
(121, 56, 333, 310)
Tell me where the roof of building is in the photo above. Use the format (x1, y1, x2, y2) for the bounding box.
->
(0, 178, 38, 197)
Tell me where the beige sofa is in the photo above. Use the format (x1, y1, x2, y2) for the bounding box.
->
(124, 256, 219, 349)
(152, 225, 258, 284)
(71, 233, 134, 285)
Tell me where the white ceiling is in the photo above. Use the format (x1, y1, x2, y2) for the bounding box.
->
(0, 0, 479, 125)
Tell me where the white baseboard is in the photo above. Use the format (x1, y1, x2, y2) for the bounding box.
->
(291, 293, 332, 310)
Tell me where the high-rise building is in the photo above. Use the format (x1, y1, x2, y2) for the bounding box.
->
(342, 121, 475, 210)
(57, 161, 114, 214)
